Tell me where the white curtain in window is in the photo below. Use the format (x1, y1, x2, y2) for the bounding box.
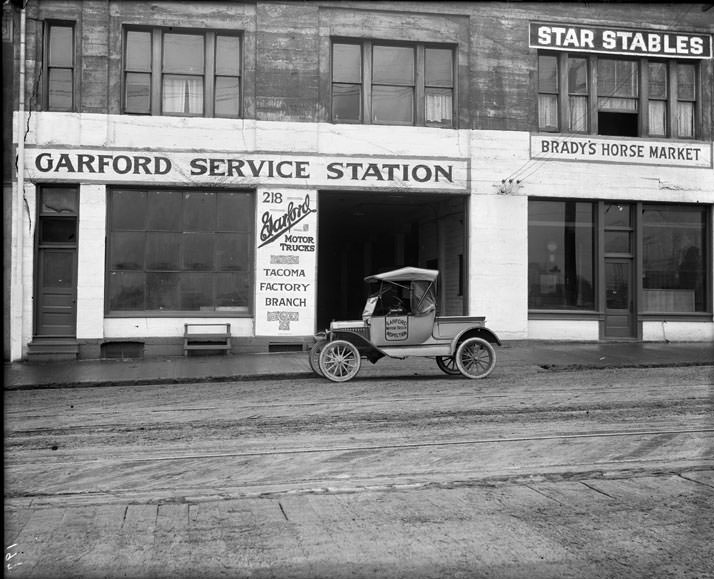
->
(677, 102, 694, 138)
(598, 96, 638, 112)
(538, 94, 558, 129)
(426, 93, 452, 123)
(163, 76, 203, 114)
(569, 96, 587, 132)
(648, 101, 667, 136)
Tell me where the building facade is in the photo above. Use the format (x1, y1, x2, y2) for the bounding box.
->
(3, 1, 713, 361)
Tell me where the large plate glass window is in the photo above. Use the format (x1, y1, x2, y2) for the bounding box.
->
(108, 189, 253, 315)
(123, 27, 241, 117)
(528, 200, 595, 310)
(643, 205, 707, 313)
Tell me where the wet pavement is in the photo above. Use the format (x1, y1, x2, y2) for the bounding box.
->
(4, 340, 712, 390)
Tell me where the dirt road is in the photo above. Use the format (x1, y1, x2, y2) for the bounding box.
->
(4, 365, 714, 577)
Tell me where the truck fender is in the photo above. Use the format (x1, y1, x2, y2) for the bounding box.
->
(451, 327, 501, 352)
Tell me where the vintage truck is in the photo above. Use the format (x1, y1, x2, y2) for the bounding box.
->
(310, 267, 501, 382)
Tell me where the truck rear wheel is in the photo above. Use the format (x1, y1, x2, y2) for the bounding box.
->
(309, 341, 325, 376)
(436, 356, 460, 375)
(455, 337, 496, 379)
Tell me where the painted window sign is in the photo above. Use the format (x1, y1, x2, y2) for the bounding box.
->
(530, 23, 712, 59)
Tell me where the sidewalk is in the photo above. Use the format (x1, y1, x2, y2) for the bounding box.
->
(4, 341, 712, 390)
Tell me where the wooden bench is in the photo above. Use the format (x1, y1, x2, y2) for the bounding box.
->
(183, 323, 231, 356)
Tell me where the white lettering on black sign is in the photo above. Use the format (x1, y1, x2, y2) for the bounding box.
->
(529, 22, 712, 58)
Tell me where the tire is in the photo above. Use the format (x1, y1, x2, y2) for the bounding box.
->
(319, 339, 361, 382)
(436, 356, 460, 375)
(455, 337, 496, 379)
(309, 341, 325, 376)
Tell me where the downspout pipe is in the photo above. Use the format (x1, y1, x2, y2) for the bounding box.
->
(12, 3, 26, 361)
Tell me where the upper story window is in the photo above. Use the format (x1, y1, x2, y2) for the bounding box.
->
(123, 27, 241, 117)
(537, 52, 700, 139)
(45, 22, 75, 111)
(331, 40, 455, 128)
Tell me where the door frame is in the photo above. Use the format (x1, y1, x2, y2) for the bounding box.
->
(33, 186, 79, 338)
(599, 201, 640, 340)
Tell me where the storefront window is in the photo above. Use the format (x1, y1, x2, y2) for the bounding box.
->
(528, 200, 595, 310)
(643, 205, 707, 313)
(108, 189, 253, 314)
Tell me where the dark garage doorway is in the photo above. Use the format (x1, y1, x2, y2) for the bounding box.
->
(316, 191, 466, 329)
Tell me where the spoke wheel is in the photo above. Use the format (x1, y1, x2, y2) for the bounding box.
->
(319, 340, 361, 382)
(309, 341, 325, 376)
(436, 356, 460, 375)
(455, 337, 496, 379)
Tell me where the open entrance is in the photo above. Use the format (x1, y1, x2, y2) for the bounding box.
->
(317, 191, 466, 329)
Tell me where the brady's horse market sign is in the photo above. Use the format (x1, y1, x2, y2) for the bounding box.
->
(27, 149, 468, 192)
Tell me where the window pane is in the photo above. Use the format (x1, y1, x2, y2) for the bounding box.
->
(126, 30, 151, 71)
(146, 232, 181, 270)
(183, 233, 214, 271)
(40, 189, 77, 214)
(111, 232, 145, 270)
(373, 45, 414, 84)
(49, 26, 73, 67)
(109, 271, 145, 310)
(111, 190, 146, 230)
(538, 55, 558, 92)
(162, 75, 204, 114)
(528, 201, 594, 310)
(568, 58, 587, 93)
(643, 205, 706, 312)
(215, 35, 240, 76)
(538, 94, 558, 130)
(598, 59, 637, 97)
(332, 84, 361, 121)
(648, 62, 667, 99)
(181, 273, 213, 310)
(677, 102, 694, 138)
(604, 203, 630, 228)
(649, 101, 667, 136)
(125, 72, 151, 113)
(217, 193, 252, 232)
(677, 64, 695, 100)
(605, 231, 631, 253)
(425, 88, 453, 125)
(216, 272, 250, 310)
(215, 76, 240, 117)
(48, 68, 73, 111)
(425, 48, 452, 86)
(372, 86, 413, 124)
(216, 233, 251, 271)
(146, 272, 180, 310)
(333, 43, 361, 83)
(163, 33, 204, 74)
(40, 218, 76, 244)
(569, 96, 587, 132)
(147, 191, 181, 230)
(184, 192, 215, 231)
